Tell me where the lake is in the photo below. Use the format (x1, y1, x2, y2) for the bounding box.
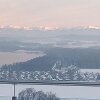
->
(0, 51, 45, 67)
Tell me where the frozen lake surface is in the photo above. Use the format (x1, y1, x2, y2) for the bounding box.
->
(0, 51, 45, 67)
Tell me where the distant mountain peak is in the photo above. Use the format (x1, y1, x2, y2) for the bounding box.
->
(88, 25, 100, 30)
(0, 25, 59, 31)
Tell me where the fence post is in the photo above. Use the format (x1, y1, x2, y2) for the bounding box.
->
(12, 83, 17, 100)
(12, 96, 17, 100)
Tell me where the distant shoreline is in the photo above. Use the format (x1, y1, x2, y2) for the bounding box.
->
(0, 51, 45, 67)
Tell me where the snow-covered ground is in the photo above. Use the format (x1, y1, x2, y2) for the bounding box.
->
(0, 84, 100, 99)
(80, 69, 100, 73)
(0, 96, 10, 100)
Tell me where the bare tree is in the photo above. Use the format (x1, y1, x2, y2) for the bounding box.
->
(18, 88, 60, 100)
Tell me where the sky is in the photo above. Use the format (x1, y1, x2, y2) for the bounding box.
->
(0, 0, 100, 28)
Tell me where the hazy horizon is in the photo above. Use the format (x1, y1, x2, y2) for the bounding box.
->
(0, 0, 100, 28)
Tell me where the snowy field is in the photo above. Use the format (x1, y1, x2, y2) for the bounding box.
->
(80, 69, 100, 73)
(0, 96, 11, 100)
(0, 84, 100, 99)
